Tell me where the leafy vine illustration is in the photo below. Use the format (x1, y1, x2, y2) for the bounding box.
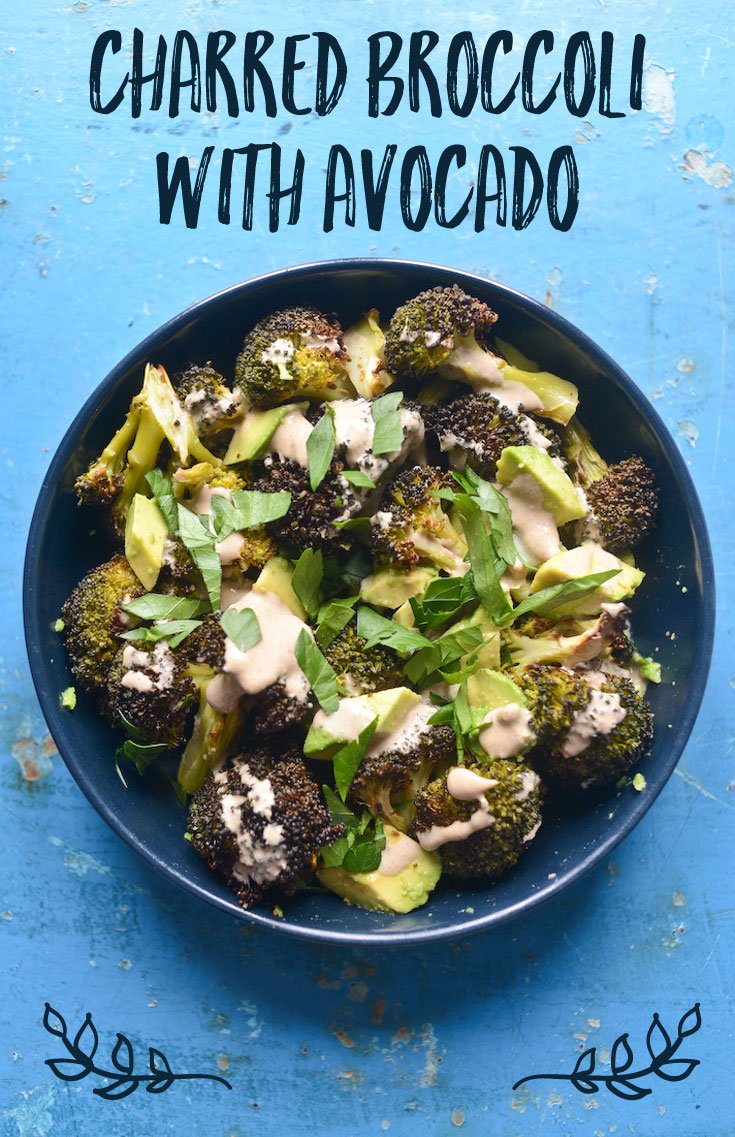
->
(512, 1003, 701, 1101)
(42, 1003, 233, 1100)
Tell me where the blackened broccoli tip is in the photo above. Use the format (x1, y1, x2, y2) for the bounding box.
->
(585, 456, 659, 553)
(427, 392, 564, 477)
(104, 640, 197, 749)
(384, 285, 498, 378)
(371, 465, 468, 573)
(250, 682, 316, 735)
(234, 305, 353, 408)
(183, 613, 226, 670)
(187, 747, 344, 908)
(172, 361, 242, 436)
(61, 555, 144, 692)
(348, 724, 456, 832)
(412, 760, 542, 880)
(505, 608, 632, 669)
(323, 624, 404, 696)
(254, 456, 356, 555)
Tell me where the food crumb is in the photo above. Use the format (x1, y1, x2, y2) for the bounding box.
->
(632, 772, 646, 792)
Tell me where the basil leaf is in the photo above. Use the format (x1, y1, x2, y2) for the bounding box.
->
(503, 570, 620, 626)
(120, 619, 202, 649)
(230, 490, 291, 529)
(145, 468, 178, 531)
(320, 834, 352, 868)
(410, 573, 478, 630)
(370, 391, 404, 455)
(123, 594, 208, 621)
(356, 606, 431, 653)
(221, 607, 262, 654)
(342, 839, 382, 874)
(333, 717, 378, 800)
(322, 784, 359, 829)
(452, 469, 517, 565)
(403, 625, 484, 688)
(342, 470, 377, 489)
(295, 629, 340, 713)
(455, 496, 513, 625)
(176, 505, 222, 611)
(291, 549, 324, 622)
(334, 516, 372, 533)
(315, 596, 358, 648)
(116, 738, 168, 777)
(307, 408, 336, 491)
(427, 703, 454, 726)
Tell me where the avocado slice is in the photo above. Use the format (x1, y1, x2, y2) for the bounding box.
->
(125, 493, 169, 590)
(531, 543, 645, 616)
(466, 669, 526, 710)
(496, 446, 586, 525)
(318, 826, 441, 913)
(254, 557, 307, 620)
(360, 566, 438, 610)
(224, 403, 306, 464)
(304, 687, 421, 758)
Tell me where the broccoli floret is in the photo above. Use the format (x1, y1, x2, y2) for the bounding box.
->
(187, 745, 344, 908)
(505, 608, 632, 669)
(371, 465, 468, 573)
(157, 536, 203, 596)
(411, 760, 543, 880)
(61, 555, 144, 692)
(512, 663, 592, 742)
(563, 417, 610, 487)
(426, 392, 562, 478)
(182, 613, 226, 669)
(234, 307, 355, 408)
(253, 457, 359, 556)
(173, 362, 243, 440)
(75, 364, 217, 532)
(585, 457, 659, 553)
(250, 682, 316, 735)
(173, 461, 251, 500)
(176, 662, 246, 794)
(348, 724, 456, 831)
(104, 640, 197, 749)
(323, 624, 404, 696)
(342, 309, 395, 399)
(384, 285, 498, 379)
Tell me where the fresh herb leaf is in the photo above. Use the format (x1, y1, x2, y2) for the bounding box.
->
(409, 573, 478, 630)
(116, 737, 169, 777)
(295, 630, 340, 713)
(334, 516, 372, 533)
(211, 490, 292, 540)
(59, 686, 76, 711)
(221, 608, 262, 654)
(319, 834, 353, 868)
(176, 504, 222, 611)
(341, 470, 377, 489)
(356, 606, 431, 653)
(370, 391, 404, 455)
(333, 717, 378, 800)
(504, 570, 619, 625)
(123, 594, 208, 621)
(455, 495, 513, 625)
(315, 596, 358, 648)
(403, 625, 484, 688)
(145, 468, 178, 531)
(120, 619, 203, 649)
(291, 549, 324, 622)
(322, 547, 373, 595)
(322, 784, 359, 829)
(342, 839, 383, 874)
(307, 407, 336, 491)
(427, 703, 454, 726)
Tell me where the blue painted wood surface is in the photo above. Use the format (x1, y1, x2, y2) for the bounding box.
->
(2, 2, 733, 1133)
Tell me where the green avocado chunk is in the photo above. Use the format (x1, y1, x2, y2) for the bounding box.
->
(318, 825, 441, 913)
(531, 543, 645, 616)
(466, 669, 526, 710)
(124, 493, 169, 590)
(304, 687, 421, 758)
(496, 445, 586, 525)
(360, 566, 438, 610)
(224, 403, 306, 464)
(254, 556, 307, 620)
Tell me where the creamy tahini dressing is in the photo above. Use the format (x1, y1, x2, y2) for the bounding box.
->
(219, 762, 289, 886)
(216, 531, 247, 565)
(478, 703, 534, 759)
(518, 414, 552, 450)
(440, 346, 543, 414)
(269, 409, 313, 468)
(261, 338, 295, 365)
(446, 767, 498, 799)
(120, 642, 174, 693)
(561, 687, 626, 757)
(222, 589, 312, 701)
(378, 828, 425, 876)
(417, 766, 498, 851)
(366, 701, 435, 758)
(188, 484, 231, 516)
(330, 399, 424, 481)
(311, 698, 377, 744)
(501, 474, 562, 565)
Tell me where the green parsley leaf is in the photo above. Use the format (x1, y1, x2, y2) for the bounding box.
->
(59, 686, 76, 711)
(145, 468, 178, 531)
(356, 606, 431, 653)
(342, 838, 383, 874)
(292, 549, 324, 622)
(315, 596, 358, 648)
(503, 570, 619, 626)
(322, 784, 359, 829)
(176, 504, 222, 611)
(295, 629, 340, 713)
(307, 407, 336, 491)
(370, 391, 404, 455)
(220, 608, 262, 654)
(123, 594, 208, 621)
(333, 717, 378, 800)
(334, 516, 372, 533)
(341, 470, 377, 489)
(120, 619, 203, 649)
(455, 495, 513, 625)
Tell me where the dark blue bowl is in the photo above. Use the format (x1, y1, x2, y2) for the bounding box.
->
(24, 260, 715, 944)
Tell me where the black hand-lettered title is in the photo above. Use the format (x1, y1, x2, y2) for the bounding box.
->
(89, 29, 645, 234)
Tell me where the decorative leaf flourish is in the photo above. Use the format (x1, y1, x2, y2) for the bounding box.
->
(42, 1003, 232, 1099)
(512, 1004, 701, 1101)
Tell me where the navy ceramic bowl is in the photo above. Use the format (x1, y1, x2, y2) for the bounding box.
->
(24, 260, 714, 944)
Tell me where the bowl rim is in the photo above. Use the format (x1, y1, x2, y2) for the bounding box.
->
(23, 257, 716, 944)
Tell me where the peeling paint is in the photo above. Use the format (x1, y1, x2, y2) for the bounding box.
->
(643, 64, 676, 132)
(418, 1024, 442, 1088)
(681, 148, 733, 189)
(677, 419, 699, 447)
(47, 835, 112, 879)
(3, 1087, 55, 1137)
(10, 734, 53, 782)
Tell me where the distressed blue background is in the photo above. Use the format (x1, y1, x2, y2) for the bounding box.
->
(2, 1, 733, 1134)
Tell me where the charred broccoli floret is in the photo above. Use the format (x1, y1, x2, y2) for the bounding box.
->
(173, 461, 251, 500)
(348, 725, 456, 831)
(505, 608, 632, 669)
(104, 640, 197, 749)
(384, 285, 498, 379)
(187, 745, 344, 908)
(512, 663, 592, 742)
(563, 417, 610, 487)
(585, 457, 659, 554)
(371, 465, 467, 573)
(172, 362, 242, 438)
(253, 457, 358, 556)
(182, 613, 226, 668)
(61, 555, 144, 692)
(412, 761, 543, 879)
(323, 624, 404, 696)
(250, 682, 316, 735)
(75, 364, 217, 532)
(426, 392, 562, 478)
(234, 306, 354, 408)
(157, 536, 203, 596)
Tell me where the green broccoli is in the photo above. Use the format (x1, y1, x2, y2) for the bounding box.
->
(61, 556, 144, 692)
(172, 361, 243, 438)
(253, 456, 359, 556)
(384, 285, 498, 379)
(323, 623, 405, 696)
(104, 640, 197, 750)
(426, 392, 562, 478)
(348, 724, 456, 832)
(371, 465, 468, 573)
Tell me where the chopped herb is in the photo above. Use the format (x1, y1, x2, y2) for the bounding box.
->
(409, 573, 478, 630)
(356, 606, 431, 653)
(59, 686, 77, 711)
(307, 407, 336, 490)
(116, 738, 169, 778)
(123, 594, 208, 621)
(53, 618, 65, 633)
(334, 516, 372, 533)
(120, 619, 203, 649)
(404, 625, 484, 688)
(292, 549, 324, 622)
(145, 468, 178, 531)
(455, 495, 513, 624)
(332, 717, 379, 800)
(176, 504, 222, 611)
(315, 596, 359, 648)
(632, 772, 647, 792)
(295, 629, 340, 713)
(370, 391, 404, 455)
(211, 490, 291, 540)
(220, 608, 262, 654)
(504, 570, 619, 626)
(341, 469, 377, 489)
